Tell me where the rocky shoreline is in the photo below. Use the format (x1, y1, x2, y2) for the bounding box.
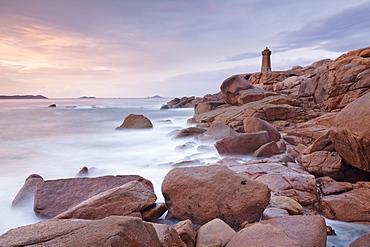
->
(1, 47, 370, 246)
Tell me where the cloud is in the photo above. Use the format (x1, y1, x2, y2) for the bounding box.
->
(275, 2, 370, 52)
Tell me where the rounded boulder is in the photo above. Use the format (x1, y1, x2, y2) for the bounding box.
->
(161, 165, 270, 228)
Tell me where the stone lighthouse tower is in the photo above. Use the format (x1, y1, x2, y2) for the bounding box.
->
(261, 47, 272, 72)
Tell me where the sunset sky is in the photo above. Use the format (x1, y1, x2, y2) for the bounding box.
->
(1, 0, 370, 98)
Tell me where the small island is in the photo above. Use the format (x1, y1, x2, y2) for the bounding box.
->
(0, 95, 48, 99)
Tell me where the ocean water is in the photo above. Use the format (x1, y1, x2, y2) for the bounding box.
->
(0, 98, 220, 234)
(0, 98, 368, 246)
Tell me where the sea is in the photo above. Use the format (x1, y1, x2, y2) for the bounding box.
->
(0, 98, 368, 246)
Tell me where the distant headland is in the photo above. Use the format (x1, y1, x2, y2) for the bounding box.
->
(0, 95, 48, 99)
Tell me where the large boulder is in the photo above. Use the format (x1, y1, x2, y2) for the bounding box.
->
(226, 215, 327, 247)
(349, 233, 370, 247)
(319, 187, 370, 222)
(34, 175, 153, 218)
(0, 216, 162, 247)
(11, 174, 43, 209)
(330, 92, 370, 172)
(54, 180, 156, 220)
(215, 131, 270, 156)
(161, 165, 270, 228)
(116, 114, 153, 129)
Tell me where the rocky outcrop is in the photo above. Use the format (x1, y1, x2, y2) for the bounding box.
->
(54, 180, 156, 220)
(298, 46, 370, 111)
(227, 215, 327, 247)
(116, 114, 153, 129)
(0, 216, 162, 247)
(330, 92, 370, 172)
(34, 175, 153, 218)
(161, 92, 225, 109)
(161, 165, 270, 228)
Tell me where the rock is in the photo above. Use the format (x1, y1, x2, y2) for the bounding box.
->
(349, 233, 370, 247)
(269, 196, 303, 215)
(0, 216, 162, 247)
(238, 162, 318, 205)
(54, 180, 157, 220)
(252, 141, 283, 158)
(298, 46, 370, 111)
(116, 114, 153, 129)
(173, 219, 196, 247)
(11, 174, 44, 209)
(220, 75, 256, 105)
(174, 127, 207, 138)
(214, 131, 270, 156)
(235, 88, 275, 106)
(161, 165, 270, 228)
(198, 122, 238, 141)
(316, 176, 353, 196)
(226, 222, 301, 247)
(320, 188, 370, 222)
(141, 202, 168, 221)
(228, 215, 327, 247)
(48, 104, 56, 107)
(299, 151, 344, 180)
(194, 94, 309, 124)
(34, 175, 153, 218)
(330, 93, 370, 172)
(75, 166, 89, 177)
(262, 207, 290, 220)
(243, 117, 280, 141)
(151, 223, 187, 247)
(196, 218, 236, 247)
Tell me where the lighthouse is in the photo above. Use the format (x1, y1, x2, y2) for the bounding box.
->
(261, 47, 272, 72)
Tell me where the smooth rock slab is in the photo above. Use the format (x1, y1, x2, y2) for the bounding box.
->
(162, 165, 270, 228)
(54, 180, 156, 220)
(0, 216, 161, 247)
(34, 175, 153, 218)
(12, 174, 44, 209)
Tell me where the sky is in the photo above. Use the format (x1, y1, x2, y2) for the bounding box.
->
(1, 0, 370, 98)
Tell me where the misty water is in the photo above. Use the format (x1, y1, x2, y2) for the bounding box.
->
(0, 98, 368, 246)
